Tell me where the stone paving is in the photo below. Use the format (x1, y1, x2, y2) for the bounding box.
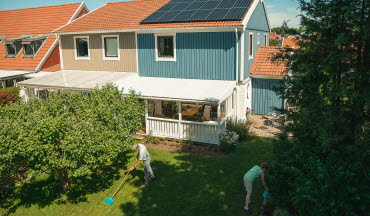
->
(249, 114, 284, 138)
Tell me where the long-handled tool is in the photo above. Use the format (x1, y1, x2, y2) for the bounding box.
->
(104, 170, 131, 205)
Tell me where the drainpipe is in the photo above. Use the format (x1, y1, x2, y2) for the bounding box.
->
(235, 28, 239, 84)
(234, 28, 239, 118)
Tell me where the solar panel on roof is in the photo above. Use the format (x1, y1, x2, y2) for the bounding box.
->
(141, 0, 253, 24)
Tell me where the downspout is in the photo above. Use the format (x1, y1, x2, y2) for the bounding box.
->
(234, 28, 239, 118)
(235, 28, 239, 84)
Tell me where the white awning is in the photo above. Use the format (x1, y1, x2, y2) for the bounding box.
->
(0, 70, 33, 79)
(17, 70, 136, 90)
(116, 76, 236, 104)
(24, 72, 54, 79)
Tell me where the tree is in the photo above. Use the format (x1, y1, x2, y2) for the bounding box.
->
(270, 0, 370, 215)
(0, 84, 145, 190)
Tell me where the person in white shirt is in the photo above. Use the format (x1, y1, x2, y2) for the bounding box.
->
(129, 143, 155, 188)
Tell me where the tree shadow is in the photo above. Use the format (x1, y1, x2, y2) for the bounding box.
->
(1, 153, 133, 215)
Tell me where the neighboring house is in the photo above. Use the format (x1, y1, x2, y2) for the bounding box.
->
(279, 36, 299, 48)
(19, 0, 275, 144)
(0, 3, 89, 89)
(250, 46, 287, 115)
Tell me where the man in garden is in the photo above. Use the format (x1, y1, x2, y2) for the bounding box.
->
(243, 163, 269, 214)
(129, 144, 155, 188)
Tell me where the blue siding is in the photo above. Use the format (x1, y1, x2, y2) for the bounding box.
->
(244, 29, 269, 79)
(246, 1, 270, 31)
(252, 79, 284, 115)
(138, 32, 236, 80)
(243, 2, 270, 79)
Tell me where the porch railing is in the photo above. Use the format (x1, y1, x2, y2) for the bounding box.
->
(147, 117, 226, 144)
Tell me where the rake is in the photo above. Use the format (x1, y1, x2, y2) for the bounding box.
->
(103, 170, 131, 205)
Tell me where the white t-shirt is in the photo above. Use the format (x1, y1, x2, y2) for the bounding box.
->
(137, 144, 150, 161)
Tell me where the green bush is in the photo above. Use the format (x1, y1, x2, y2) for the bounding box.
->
(0, 87, 20, 106)
(226, 117, 250, 141)
(219, 130, 239, 153)
(273, 208, 292, 216)
(145, 131, 160, 144)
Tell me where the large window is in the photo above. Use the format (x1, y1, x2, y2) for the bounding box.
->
(5, 41, 22, 58)
(22, 39, 45, 58)
(181, 103, 218, 122)
(102, 35, 119, 60)
(155, 34, 176, 61)
(148, 100, 178, 120)
(249, 33, 253, 59)
(74, 36, 89, 60)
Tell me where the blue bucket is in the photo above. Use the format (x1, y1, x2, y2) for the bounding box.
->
(104, 197, 115, 205)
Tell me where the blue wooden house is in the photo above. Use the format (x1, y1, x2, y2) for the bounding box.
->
(19, 0, 286, 143)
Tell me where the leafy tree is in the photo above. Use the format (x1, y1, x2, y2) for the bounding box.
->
(270, 0, 370, 215)
(269, 39, 280, 47)
(0, 87, 20, 106)
(0, 84, 144, 190)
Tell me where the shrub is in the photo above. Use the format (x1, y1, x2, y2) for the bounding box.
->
(273, 208, 292, 216)
(226, 117, 250, 141)
(0, 87, 20, 106)
(219, 130, 239, 153)
(145, 131, 160, 144)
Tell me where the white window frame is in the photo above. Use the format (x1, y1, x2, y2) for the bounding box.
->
(264, 34, 268, 46)
(74, 36, 90, 60)
(248, 32, 253, 60)
(155, 33, 176, 62)
(101, 35, 120, 61)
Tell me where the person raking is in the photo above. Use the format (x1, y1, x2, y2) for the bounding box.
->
(129, 143, 155, 188)
(243, 163, 269, 214)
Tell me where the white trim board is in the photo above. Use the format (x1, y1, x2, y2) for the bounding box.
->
(68, 2, 90, 23)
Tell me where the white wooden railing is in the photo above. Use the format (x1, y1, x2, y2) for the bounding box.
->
(147, 117, 227, 144)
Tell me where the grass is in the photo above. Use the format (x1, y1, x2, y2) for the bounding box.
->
(0, 137, 273, 216)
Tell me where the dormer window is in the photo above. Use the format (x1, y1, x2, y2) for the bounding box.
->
(5, 39, 22, 58)
(0, 36, 6, 43)
(22, 36, 47, 58)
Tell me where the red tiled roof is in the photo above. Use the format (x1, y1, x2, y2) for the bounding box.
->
(250, 46, 288, 76)
(282, 37, 299, 48)
(56, 0, 249, 33)
(0, 3, 83, 71)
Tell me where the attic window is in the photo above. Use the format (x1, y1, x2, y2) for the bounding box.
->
(0, 36, 6, 43)
(5, 39, 22, 58)
(22, 38, 46, 58)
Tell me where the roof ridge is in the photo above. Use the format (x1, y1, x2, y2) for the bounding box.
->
(0, 2, 82, 12)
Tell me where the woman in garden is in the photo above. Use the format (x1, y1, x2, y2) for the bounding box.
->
(243, 163, 269, 214)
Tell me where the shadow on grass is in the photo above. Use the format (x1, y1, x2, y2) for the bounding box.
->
(0, 153, 133, 215)
(119, 137, 273, 216)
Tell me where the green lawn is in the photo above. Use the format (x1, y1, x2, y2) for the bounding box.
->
(0, 137, 273, 216)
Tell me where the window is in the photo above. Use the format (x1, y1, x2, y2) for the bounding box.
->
(148, 100, 178, 119)
(264, 34, 267, 46)
(102, 35, 119, 60)
(257, 33, 260, 45)
(5, 41, 22, 58)
(74, 36, 89, 60)
(181, 103, 218, 122)
(155, 34, 176, 61)
(0, 36, 6, 43)
(249, 33, 253, 59)
(22, 39, 45, 58)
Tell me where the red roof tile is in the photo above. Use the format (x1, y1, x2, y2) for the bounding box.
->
(0, 3, 84, 71)
(282, 37, 300, 48)
(250, 46, 288, 76)
(56, 0, 250, 33)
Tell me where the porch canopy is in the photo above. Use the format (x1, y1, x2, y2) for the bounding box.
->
(17, 70, 136, 91)
(0, 70, 33, 80)
(116, 76, 236, 104)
